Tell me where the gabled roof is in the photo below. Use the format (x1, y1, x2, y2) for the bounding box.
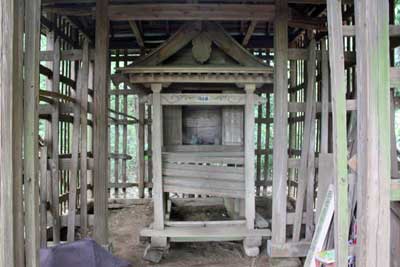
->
(127, 21, 267, 68)
(112, 21, 273, 86)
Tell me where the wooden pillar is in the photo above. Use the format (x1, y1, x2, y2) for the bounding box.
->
(151, 83, 165, 232)
(13, 0, 25, 264)
(147, 105, 153, 196)
(51, 37, 61, 244)
(326, 1, 349, 265)
(24, 0, 41, 265)
(355, 0, 391, 266)
(93, 0, 110, 246)
(80, 40, 90, 237)
(1, 0, 20, 265)
(137, 98, 145, 198)
(272, 0, 288, 246)
(245, 84, 256, 230)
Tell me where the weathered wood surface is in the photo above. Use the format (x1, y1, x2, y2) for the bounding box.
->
(271, 0, 289, 247)
(1, 0, 18, 265)
(244, 84, 256, 230)
(164, 145, 243, 153)
(50, 38, 61, 244)
(355, 0, 391, 266)
(93, 0, 109, 246)
(141, 225, 271, 241)
(292, 39, 317, 242)
(24, 0, 41, 265)
(108, 4, 275, 21)
(12, 0, 25, 264)
(304, 185, 334, 267)
(137, 100, 145, 198)
(40, 146, 48, 248)
(80, 40, 90, 237)
(67, 38, 87, 242)
(327, 1, 350, 265)
(163, 106, 182, 145)
(152, 83, 165, 231)
(242, 21, 257, 46)
(391, 203, 400, 267)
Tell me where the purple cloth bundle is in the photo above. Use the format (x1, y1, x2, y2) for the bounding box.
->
(40, 239, 132, 267)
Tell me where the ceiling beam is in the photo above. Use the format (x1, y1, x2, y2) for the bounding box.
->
(242, 21, 257, 46)
(42, 0, 351, 5)
(108, 4, 276, 21)
(128, 21, 145, 48)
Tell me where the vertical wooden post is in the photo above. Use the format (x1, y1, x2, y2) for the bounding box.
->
(51, 38, 61, 244)
(151, 83, 164, 232)
(320, 39, 329, 155)
(355, 0, 391, 266)
(137, 98, 145, 198)
(326, 1, 349, 265)
(40, 146, 48, 248)
(24, 0, 41, 265)
(114, 53, 120, 195)
(94, 0, 110, 246)
(147, 105, 153, 196)
(80, 40, 90, 237)
(1, 0, 17, 265)
(13, 0, 26, 264)
(245, 84, 256, 230)
(272, 0, 288, 246)
(316, 38, 333, 221)
(122, 50, 128, 194)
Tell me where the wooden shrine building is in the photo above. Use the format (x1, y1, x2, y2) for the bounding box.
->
(113, 21, 273, 256)
(1, 0, 400, 266)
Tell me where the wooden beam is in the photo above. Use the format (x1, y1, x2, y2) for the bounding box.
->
(24, 0, 41, 265)
(108, 4, 275, 21)
(355, 0, 391, 266)
(42, 0, 351, 5)
(128, 21, 144, 48)
(292, 39, 317, 242)
(242, 21, 257, 46)
(271, 0, 288, 248)
(327, 1, 349, 265)
(93, 0, 109, 246)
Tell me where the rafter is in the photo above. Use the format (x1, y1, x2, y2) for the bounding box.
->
(128, 20, 145, 48)
(242, 21, 257, 46)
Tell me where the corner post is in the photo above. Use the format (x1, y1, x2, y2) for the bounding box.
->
(244, 84, 256, 230)
(151, 83, 164, 230)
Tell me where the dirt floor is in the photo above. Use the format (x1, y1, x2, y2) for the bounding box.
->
(108, 200, 273, 267)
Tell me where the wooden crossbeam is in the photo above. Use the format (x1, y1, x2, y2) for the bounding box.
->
(108, 4, 275, 21)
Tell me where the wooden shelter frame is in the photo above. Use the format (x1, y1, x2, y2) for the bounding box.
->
(0, 0, 399, 266)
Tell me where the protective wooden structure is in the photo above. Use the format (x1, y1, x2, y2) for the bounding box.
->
(0, 0, 399, 266)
